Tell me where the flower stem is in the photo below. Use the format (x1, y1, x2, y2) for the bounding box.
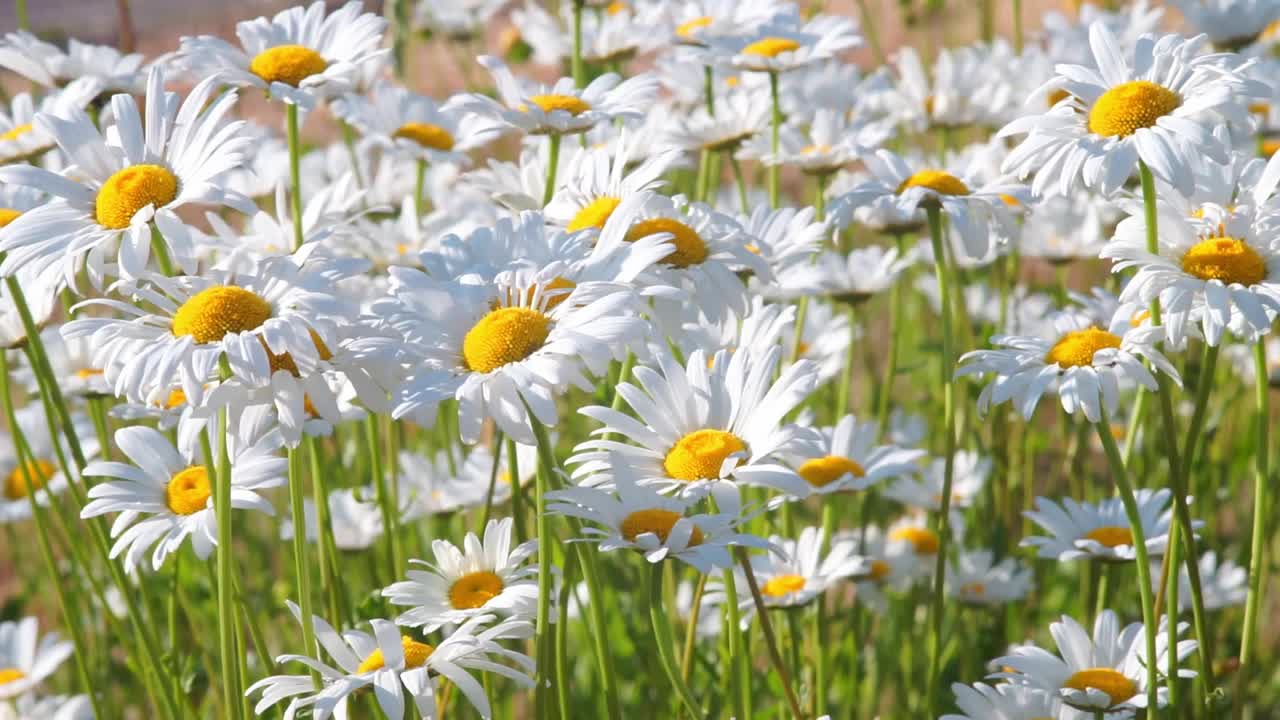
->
(366, 415, 400, 584)
(286, 445, 320, 688)
(837, 302, 857, 418)
(574, 540, 624, 720)
(571, 0, 585, 88)
(877, 233, 907, 438)
(307, 434, 345, 624)
(736, 547, 807, 719)
(647, 563, 702, 718)
(722, 566, 751, 720)
(767, 72, 782, 208)
(286, 103, 305, 250)
(204, 401, 242, 720)
(680, 573, 708, 683)
(527, 412, 559, 719)
(542, 134, 562, 207)
(729, 153, 750, 214)
(1239, 338, 1271, 700)
(414, 158, 427, 216)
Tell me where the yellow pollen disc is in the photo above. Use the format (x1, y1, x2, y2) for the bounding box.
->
(534, 276, 577, 310)
(163, 388, 188, 409)
(393, 122, 455, 151)
(357, 636, 436, 673)
(959, 581, 986, 597)
(1087, 80, 1180, 138)
(1180, 236, 1267, 286)
(521, 94, 592, 116)
(889, 526, 940, 555)
(4, 459, 55, 500)
(1063, 668, 1138, 705)
(868, 559, 891, 582)
(0, 123, 32, 142)
(605, 0, 628, 14)
(567, 196, 622, 232)
(999, 194, 1022, 207)
(0, 208, 21, 228)
(896, 169, 970, 196)
(626, 217, 709, 268)
(0, 668, 25, 685)
(75, 368, 104, 379)
(762, 574, 807, 598)
(1251, 102, 1271, 115)
(1044, 327, 1122, 368)
(462, 306, 551, 373)
(265, 329, 334, 377)
(1263, 139, 1280, 158)
(923, 95, 935, 117)
(165, 466, 211, 516)
(663, 429, 747, 481)
(172, 286, 272, 345)
(677, 15, 713, 38)
(725, 76, 740, 88)
(1047, 88, 1071, 107)
(249, 45, 328, 87)
(94, 164, 179, 230)
(620, 508, 704, 545)
(797, 455, 866, 488)
(800, 144, 833, 156)
(1084, 526, 1132, 548)
(448, 570, 504, 609)
(743, 37, 800, 58)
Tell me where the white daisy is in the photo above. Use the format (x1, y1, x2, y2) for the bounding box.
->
(785, 414, 924, 497)
(0, 693, 94, 720)
(1022, 489, 1188, 563)
(331, 83, 502, 166)
(0, 83, 95, 165)
(947, 550, 1034, 606)
(787, 245, 911, 304)
(713, 525, 869, 620)
(281, 488, 384, 552)
(1153, 550, 1248, 612)
(0, 31, 148, 95)
(1173, 0, 1280, 50)
(749, 108, 891, 176)
(659, 89, 771, 158)
(0, 404, 97, 525)
(884, 450, 989, 512)
(708, 15, 861, 74)
(0, 617, 73, 699)
(870, 44, 1014, 131)
(544, 135, 679, 231)
(943, 681, 1075, 720)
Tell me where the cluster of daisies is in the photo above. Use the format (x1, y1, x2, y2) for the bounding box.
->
(0, 0, 1277, 718)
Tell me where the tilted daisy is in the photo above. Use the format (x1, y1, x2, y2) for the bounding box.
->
(383, 518, 538, 631)
(0, 404, 97, 525)
(785, 298, 857, 382)
(0, 617, 73, 699)
(1022, 489, 1188, 563)
(1172, 0, 1280, 50)
(0, 84, 94, 165)
(942, 681, 1068, 720)
(740, 205, 827, 289)
(397, 441, 534, 519)
(884, 450, 990, 512)
(882, 514, 951, 581)
(29, 329, 111, 398)
(869, 44, 1013, 132)
(1018, 190, 1110, 265)
(659, 89, 771, 160)
(750, 108, 891, 177)
(80, 408, 285, 573)
(0, 68, 254, 284)
(947, 550, 1034, 606)
(708, 15, 861, 74)
(998, 23, 1266, 198)
(544, 135, 679, 232)
(713, 525, 869, 621)
(331, 83, 503, 166)
(175, 0, 388, 110)
(1104, 202, 1280, 346)
(247, 608, 533, 720)
(568, 345, 820, 508)
(0, 31, 147, 96)
(786, 414, 924, 497)
(957, 309, 1180, 423)
(993, 610, 1196, 713)
(456, 56, 658, 136)
(793, 245, 911, 305)
(512, 0, 665, 66)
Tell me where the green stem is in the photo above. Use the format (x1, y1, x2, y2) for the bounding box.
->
(814, 173, 828, 221)
(150, 225, 175, 276)
(527, 412, 559, 718)
(286, 103, 305, 251)
(1012, 0, 1024, 52)
(767, 72, 782, 208)
(366, 416, 400, 583)
(414, 158, 427, 217)
(729, 153, 750, 214)
(877, 233, 907, 438)
(853, 0, 886, 64)
(479, 430, 505, 531)
(286, 446, 320, 687)
(647, 564, 701, 717)
(506, 436, 528, 543)
(205, 399, 242, 719)
(542, 134, 562, 207)
(736, 548, 807, 719)
(1239, 338, 1271, 700)
(15, 0, 28, 30)
(722, 566, 751, 720)
(837, 303, 857, 418)
(571, 0, 585, 88)
(574, 540, 623, 720)
(307, 434, 345, 624)
(680, 573, 708, 683)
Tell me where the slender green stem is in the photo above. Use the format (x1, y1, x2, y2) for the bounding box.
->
(307, 434, 345, 623)
(555, 548, 576, 720)
(339, 120, 365, 189)
(286, 103, 305, 250)
(571, 0, 585, 88)
(505, 436, 528, 543)
(736, 548, 807, 719)
(877, 233, 907, 438)
(767, 72, 782, 208)
(15, 0, 28, 30)
(853, 0, 886, 64)
(542, 134, 562, 207)
(729, 153, 750, 214)
(695, 148, 712, 204)
(204, 399, 242, 719)
(286, 446, 320, 687)
(722, 564, 751, 719)
(366, 416, 400, 583)
(680, 573, 708, 684)
(479, 430, 505, 531)
(837, 302, 857, 418)
(647, 564, 701, 718)
(527, 412, 559, 718)
(1239, 338, 1271, 700)
(814, 173, 828, 221)
(414, 158, 427, 217)
(924, 204, 957, 719)
(149, 225, 175, 276)
(574, 540, 623, 720)
(1012, 0, 1024, 52)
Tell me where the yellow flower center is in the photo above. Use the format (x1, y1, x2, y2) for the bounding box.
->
(896, 169, 970, 196)
(0, 123, 32, 142)
(265, 329, 334, 377)
(172, 286, 273, 345)
(462, 306, 551, 373)
(4, 459, 55, 500)
(165, 466, 211, 516)
(357, 635, 435, 673)
(521, 94, 592, 116)
(889, 526, 940, 555)
(676, 16, 713, 38)
(249, 45, 328, 87)
(163, 388, 188, 409)
(663, 429, 747, 481)
(1087, 80, 1181, 138)
(620, 508, 704, 545)
(743, 37, 800, 58)
(797, 455, 866, 488)
(1084, 526, 1132, 548)
(567, 196, 622, 233)
(1044, 327, 1122, 368)
(1063, 668, 1138, 705)
(761, 574, 807, 598)
(868, 559, 891, 582)
(75, 368, 104, 380)
(393, 122, 455, 151)
(959, 581, 986, 597)
(1263, 138, 1280, 158)
(625, 217, 709, 268)
(94, 164, 179, 229)
(0, 208, 20, 228)
(1180, 237, 1267, 286)
(0, 668, 25, 685)
(800, 144, 833, 156)
(1047, 88, 1071, 107)
(448, 570, 504, 609)
(605, 0, 628, 14)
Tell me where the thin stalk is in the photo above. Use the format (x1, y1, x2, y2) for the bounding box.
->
(286, 103, 305, 250)
(736, 548, 807, 720)
(149, 225, 175, 276)
(1238, 338, 1271, 704)
(479, 430, 505, 530)
(1012, 0, 1024, 53)
(307, 434, 344, 623)
(647, 564, 701, 718)
(877, 233, 907, 438)
(853, 0, 886, 65)
(729, 153, 750, 214)
(722, 566, 751, 719)
(837, 302, 857, 418)
(205, 403, 242, 719)
(15, 0, 28, 30)
(767, 72, 782, 208)
(573, 540, 623, 720)
(814, 173, 829, 221)
(527, 412, 559, 718)
(366, 416, 400, 582)
(680, 573, 709, 683)
(506, 436, 528, 543)
(542, 134, 562, 207)
(286, 446, 320, 687)
(571, 0, 585, 88)
(414, 158, 427, 217)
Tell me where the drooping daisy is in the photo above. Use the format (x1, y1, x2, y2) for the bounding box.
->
(247, 608, 534, 720)
(1022, 489, 1188, 563)
(708, 15, 861, 74)
(0, 404, 98, 525)
(713, 525, 869, 621)
(383, 518, 537, 632)
(884, 450, 989, 512)
(175, 0, 388, 110)
(0, 617, 73, 699)
(868, 44, 1014, 132)
(659, 89, 771, 160)
(1018, 190, 1111, 265)
(790, 245, 911, 305)
(993, 610, 1196, 714)
(568, 344, 820, 509)
(947, 550, 1034, 606)
(0, 31, 147, 96)
(998, 23, 1266, 198)
(785, 414, 924, 498)
(957, 309, 1180, 423)
(663, 0, 794, 50)
(23, 329, 111, 398)
(0, 84, 95, 165)
(79, 407, 286, 573)
(942, 681, 1068, 720)
(331, 83, 503, 166)
(748, 108, 890, 177)
(0, 68, 254, 284)
(738, 204, 827, 283)
(1104, 202, 1280, 346)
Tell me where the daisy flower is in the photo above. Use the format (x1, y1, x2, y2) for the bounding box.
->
(1022, 489, 1187, 563)
(957, 310, 1180, 423)
(568, 344, 820, 509)
(792, 245, 911, 305)
(0, 617, 72, 699)
(1172, 0, 1280, 50)
(175, 0, 388, 110)
(884, 450, 989, 512)
(882, 514, 950, 581)
(1104, 202, 1280, 346)
(740, 205, 827, 286)
(947, 550, 1034, 606)
(993, 610, 1196, 713)
(871, 44, 1013, 132)
(456, 56, 658, 136)
(247, 608, 533, 720)
(1154, 550, 1248, 612)
(0, 405, 97, 525)
(750, 108, 891, 176)
(785, 414, 924, 497)
(660, 89, 770, 158)
(383, 518, 537, 631)
(79, 407, 285, 573)
(713, 525, 869, 621)
(2, 694, 94, 720)
(1018, 190, 1110, 265)
(0, 84, 94, 165)
(397, 442, 534, 519)
(998, 23, 1265, 198)
(0, 31, 147, 95)
(942, 681, 1068, 720)
(708, 15, 861, 74)
(331, 83, 502, 166)
(281, 488, 384, 552)
(784, 298, 857, 382)
(0, 68, 254, 284)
